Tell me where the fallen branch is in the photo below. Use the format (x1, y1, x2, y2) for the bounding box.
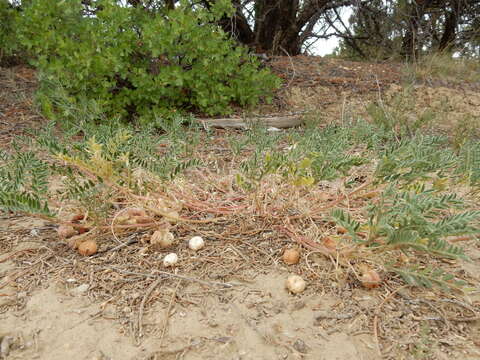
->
(198, 113, 305, 129)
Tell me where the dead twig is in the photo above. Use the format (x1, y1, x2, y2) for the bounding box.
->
(137, 278, 163, 341)
(159, 280, 182, 347)
(373, 285, 409, 358)
(107, 266, 236, 289)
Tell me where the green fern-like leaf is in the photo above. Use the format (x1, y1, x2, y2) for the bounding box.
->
(169, 158, 201, 180)
(375, 136, 456, 184)
(432, 211, 480, 237)
(0, 191, 54, 217)
(390, 265, 466, 291)
(331, 209, 361, 240)
(456, 142, 480, 188)
(426, 237, 467, 259)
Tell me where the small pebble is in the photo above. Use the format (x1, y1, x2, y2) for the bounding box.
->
(30, 229, 40, 236)
(0, 336, 14, 358)
(293, 339, 309, 353)
(71, 284, 89, 295)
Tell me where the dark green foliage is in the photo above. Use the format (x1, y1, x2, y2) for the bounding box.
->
(14, 0, 280, 121)
(335, 0, 480, 60)
(0, 0, 23, 65)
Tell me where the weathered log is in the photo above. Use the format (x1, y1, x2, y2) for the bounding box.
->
(197, 113, 305, 129)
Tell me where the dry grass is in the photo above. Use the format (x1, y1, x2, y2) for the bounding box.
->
(405, 53, 480, 85)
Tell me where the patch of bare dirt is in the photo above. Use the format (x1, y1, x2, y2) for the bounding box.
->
(384, 84, 480, 137)
(0, 66, 43, 148)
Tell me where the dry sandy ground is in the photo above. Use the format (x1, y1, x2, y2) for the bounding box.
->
(0, 273, 380, 360)
(0, 222, 382, 360)
(1, 216, 480, 360)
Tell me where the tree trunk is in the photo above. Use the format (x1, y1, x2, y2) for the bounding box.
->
(401, 3, 425, 59)
(438, 1, 461, 51)
(253, 0, 301, 54)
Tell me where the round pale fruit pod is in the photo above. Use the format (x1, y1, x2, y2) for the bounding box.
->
(77, 239, 98, 256)
(360, 269, 381, 289)
(188, 236, 205, 251)
(163, 253, 178, 267)
(285, 275, 307, 294)
(282, 248, 300, 265)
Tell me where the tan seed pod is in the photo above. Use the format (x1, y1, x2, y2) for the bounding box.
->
(134, 216, 154, 224)
(57, 225, 77, 239)
(358, 264, 382, 289)
(286, 275, 307, 294)
(336, 226, 348, 234)
(282, 248, 300, 265)
(77, 239, 98, 256)
(360, 269, 381, 289)
(150, 230, 175, 248)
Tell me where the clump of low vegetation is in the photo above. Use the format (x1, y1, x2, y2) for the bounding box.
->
(1, 98, 479, 291)
(0, 0, 479, 294)
(2, 0, 280, 122)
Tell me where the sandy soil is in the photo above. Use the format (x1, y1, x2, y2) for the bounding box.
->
(1, 214, 480, 360)
(0, 272, 381, 360)
(0, 216, 383, 360)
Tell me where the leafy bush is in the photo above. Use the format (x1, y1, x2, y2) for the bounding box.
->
(15, 0, 280, 121)
(0, 0, 23, 65)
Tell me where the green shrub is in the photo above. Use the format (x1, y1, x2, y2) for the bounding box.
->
(16, 0, 280, 121)
(0, 0, 22, 65)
